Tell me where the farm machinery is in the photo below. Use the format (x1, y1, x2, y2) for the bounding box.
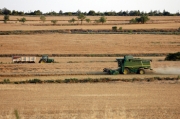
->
(12, 55, 54, 63)
(103, 55, 152, 75)
(39, 55, 54, 63)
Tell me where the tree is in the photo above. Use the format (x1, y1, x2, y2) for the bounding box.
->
(76, 10, 81, 16)
(40, 15, 46, 23)
(51, 20, 58, 25)
(99, 16, 107, 24)
(59, 10, 63, 15)
(85, 18, 91, 23)
(18, 17, 26, 23)
(140, 15, 150, 24)
(77, 14, 86, 25)
(129, 18, 137, 24)
(88, 10, 96, 16)
(68, 18, 76, 23)
(34, 10, 42, 15)
(1, 8, 11, 15)
(4, 15, 9, 23)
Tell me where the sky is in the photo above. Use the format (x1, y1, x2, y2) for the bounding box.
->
(0, 0, 179, 13)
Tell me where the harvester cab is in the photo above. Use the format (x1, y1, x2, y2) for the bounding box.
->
(103, 55, 152, 75)
(39, 55, 54, 63)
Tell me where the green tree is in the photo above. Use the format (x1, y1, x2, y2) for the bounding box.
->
(85, 18, 91, 23)
(40, 15, 46, 23)
(77, 14, 86, 25)
(68, 18, 76, 23)
(88, 10, 96, 16)
(140, 15, 150, 24)
(51, 20, 57, 25)
(99, 16, 107, 24)
(18, 17, 26, 23)
(129, 18, 137, 24)
(4, 15, 9, 23)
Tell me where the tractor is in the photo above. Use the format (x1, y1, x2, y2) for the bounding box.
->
(103, 55, 152, 75)
(39, 55, 54, 63)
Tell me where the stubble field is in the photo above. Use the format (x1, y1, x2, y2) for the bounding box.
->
(0, 16, 180, 119)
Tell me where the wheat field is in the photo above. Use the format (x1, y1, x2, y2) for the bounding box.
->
(0, 83, 180, 119)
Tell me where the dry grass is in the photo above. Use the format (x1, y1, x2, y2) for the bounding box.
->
(0, 83, 180, 119)
(0, 34, 180, 54)
(0, 23, 180, 31)
(0, 16, 180, 31)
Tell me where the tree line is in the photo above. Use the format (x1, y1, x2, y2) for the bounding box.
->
(0, 8, 179, 16)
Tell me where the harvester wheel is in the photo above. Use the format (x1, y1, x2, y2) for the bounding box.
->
(123, 68, 129, 75)
(139, 69, 145, 74)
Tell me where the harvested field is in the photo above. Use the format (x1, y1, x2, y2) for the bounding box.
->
(0, 57, 180, 81)
(0, 34, 180, 55)
(0, 23, 180, 31)
(0, 83, 180, 119)
(1, 15, 180, 119)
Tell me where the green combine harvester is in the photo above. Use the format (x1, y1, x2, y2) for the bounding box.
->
(39, 55, 54, 63)
(103, 55, 152, 75)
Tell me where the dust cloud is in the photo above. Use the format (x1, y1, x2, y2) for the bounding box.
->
(153, 67, 180, 75)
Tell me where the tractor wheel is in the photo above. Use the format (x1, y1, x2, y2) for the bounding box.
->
(40, 60, 46, 63)
(123, 68, 129, 75)
(139, 69, 145, 74)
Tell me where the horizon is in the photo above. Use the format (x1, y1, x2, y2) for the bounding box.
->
(0, 0, 179, 14)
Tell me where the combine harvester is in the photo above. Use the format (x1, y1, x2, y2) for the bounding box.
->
(103, 55, 152, 75)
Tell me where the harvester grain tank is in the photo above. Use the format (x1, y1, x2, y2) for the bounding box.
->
(103, 55, 152, 75)
(39, 55, 54, 63)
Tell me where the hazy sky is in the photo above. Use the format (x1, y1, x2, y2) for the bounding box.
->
(0, 0, 179, 13)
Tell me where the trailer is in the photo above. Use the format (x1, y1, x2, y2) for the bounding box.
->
(12, 56, 36, 63)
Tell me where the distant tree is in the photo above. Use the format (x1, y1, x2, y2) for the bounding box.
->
(4, 15, 9, 23)
(77, 14, 86, 25)
(99, 16, 107, 24)
(140, 15, 150, 24)
(76, 10, 81, 16)
(130, 15, 149, 24)
(1, 8, 11, 15)
(163, 10, 170, 16)
(40, 15, 46, 23)
(0, 9, 2, 15)
(129, 18, 137, 24)
(85, 18, 91, 23)
(68, 18, 76, 23)
(18, 17, 26, 23)
(51, 20, 58, 25)
(12, 10, 18, 15)
(88, 10, 96, 16)
(59, 10, 63, 15)
(18, 11, 24, 16)
(34, 10, 42, 15)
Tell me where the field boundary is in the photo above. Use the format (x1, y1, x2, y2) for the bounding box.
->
(1, 77, 179, 84)
(0, 53, 168, 57)
(0, 29, 180, 35)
